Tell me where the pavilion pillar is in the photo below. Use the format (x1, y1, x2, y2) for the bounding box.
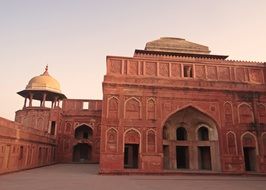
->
(53, 97, 58, 108)
(23, 97, 27, 108)
(29, 93, 33, 107)
(42, 93, 47, 107)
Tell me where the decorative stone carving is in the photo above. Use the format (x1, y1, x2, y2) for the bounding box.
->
(125, 98, 141, 119)
(227, 132, 237, 155)
(207, 66, 217, 80)
(171, 63, 181, 77)
(159, 62, 169, 77)
(235, 68, 245, 82)
(224, 102, 233, 125)
(195, 65, 205, 79)
(108, 97, 118, 119)
(258, 104, 266, 123)
(147, 130, 156, 153)
(147, 99, 155, 120)
(145, 62, 157, 76)
(110, 59, 122, 74)
(218, 67, 230, 81)
(106, 128, 118, 153)
(128, 61, 138, 75)
(249, 69, 263, 83)
(124, 129, 140, 144)
(242, 133, 256, 147)
(238, 103, 254, 124)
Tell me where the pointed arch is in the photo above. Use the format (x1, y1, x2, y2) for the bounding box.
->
(105, 127, 118, 153)
(162, 105, 221, 171)
(75, 123, 93, 130)
(224, 101, 234, 125)
(161, 105, 220, 130)
(123, 128, 141, 152)
(146, 129, 156, 153)
(146, 98, 156, 120)
(107, 96, 119, 119)
(238, 103, 254, 124)
(124, 97, 142, 119)
(74, 124, 93, 139)
(241, 132, 258, 154)
(257, 103, 266, 124)
(226, 131, 238, 155)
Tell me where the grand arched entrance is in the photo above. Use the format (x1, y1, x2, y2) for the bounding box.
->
(73, 124, 93, 163)
(73, 143, 92, 163)
(162, 106, 221, 171)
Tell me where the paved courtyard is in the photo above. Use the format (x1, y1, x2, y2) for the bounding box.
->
(0, 164, 266, 190)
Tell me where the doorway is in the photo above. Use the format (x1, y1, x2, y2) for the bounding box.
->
(198, 146, 212, 170)
(176, 146, 189, 169)
(243, 147, 256, 171)
(124, 144, 139, 169)
(73, 143, 91, 163)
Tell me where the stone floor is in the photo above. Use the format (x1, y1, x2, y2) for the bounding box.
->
(0, 164, 266, 190)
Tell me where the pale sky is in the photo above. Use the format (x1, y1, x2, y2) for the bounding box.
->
(0, 0, 266, 120)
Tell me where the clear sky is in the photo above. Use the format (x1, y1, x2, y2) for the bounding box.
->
(0, 0, 266, 120)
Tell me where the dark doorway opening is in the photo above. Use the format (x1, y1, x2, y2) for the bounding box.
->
(75, 125, 92, 139)
(198, 127, 209, 141)
(176, 127, 187, 140)
(163, 145, 170, 169)
(124, 144, 139, 169)
(73, 143, 91, 163)
(83, 132, 88, 139)
(243, 147, 256, 171)
(176, 146, 189, 169)
(198, 146, 212, 170)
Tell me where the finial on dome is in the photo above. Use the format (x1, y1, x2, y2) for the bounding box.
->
(42, 64, 49, 76)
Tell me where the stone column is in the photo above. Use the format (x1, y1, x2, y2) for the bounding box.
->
(42, 93, 47, 107)
(53, 97, 58, 108)
(23, 97, 27, 108)
(29, 93, 33, 107)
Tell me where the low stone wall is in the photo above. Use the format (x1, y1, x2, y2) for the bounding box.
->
(0, 117, 57, 174)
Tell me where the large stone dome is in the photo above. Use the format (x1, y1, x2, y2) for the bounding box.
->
(26, 66, 61, 93)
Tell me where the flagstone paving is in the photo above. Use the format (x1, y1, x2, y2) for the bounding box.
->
(0, 164, 266, 190)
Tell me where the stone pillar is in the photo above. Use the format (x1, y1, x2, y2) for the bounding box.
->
(29, 93, 33, 107)
(53, 97, 58, 108)
(42, 93, 47, 107)
(23, 97, 27, 108)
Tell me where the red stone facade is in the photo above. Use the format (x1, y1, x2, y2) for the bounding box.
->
(100, 42, 266, 174)
(0, 99, 102, 174)
(58, 99, 102, 163)
(1, 38, 266, 175)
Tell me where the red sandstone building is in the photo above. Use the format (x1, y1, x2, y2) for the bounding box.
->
(1, 37, 266, 175)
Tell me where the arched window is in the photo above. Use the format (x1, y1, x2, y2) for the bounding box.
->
(176, 127, 187, 140)
(198, 127, 209, 141)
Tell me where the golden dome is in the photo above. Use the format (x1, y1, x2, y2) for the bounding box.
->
(25, 66, 61, 93)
